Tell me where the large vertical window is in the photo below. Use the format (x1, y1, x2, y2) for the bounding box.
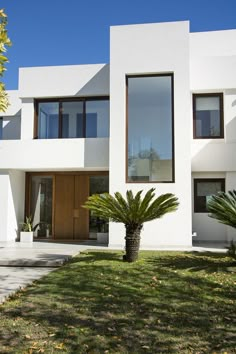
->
(127, 74, 174, 182)
(30, 176, 53, 237)
(194, 178, 225, 213)
(36, 98, 109, 139)
(193, 93, 224, 139)
(89, 176, 109, 235)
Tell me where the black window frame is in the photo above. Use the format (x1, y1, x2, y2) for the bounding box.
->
(194, 178, 225, 213)
(34, 97, 109, 139)
(193, 93, 224, 139)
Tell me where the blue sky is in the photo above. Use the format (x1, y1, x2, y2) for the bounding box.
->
(1, 0, 236, 89)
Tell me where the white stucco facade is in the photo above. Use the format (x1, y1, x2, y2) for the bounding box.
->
(0, 20, 236, 247)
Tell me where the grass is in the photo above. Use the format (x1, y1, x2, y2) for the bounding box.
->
(0, 250, 236, 353)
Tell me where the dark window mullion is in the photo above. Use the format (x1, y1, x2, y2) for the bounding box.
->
(59, 101, 63, 138)
(83, 100, 86, 138)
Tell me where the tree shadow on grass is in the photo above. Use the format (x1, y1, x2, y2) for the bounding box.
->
(146, 251, 235, 273)
(1, 251, 236, 353)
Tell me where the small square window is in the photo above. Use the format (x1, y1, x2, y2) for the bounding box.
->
(193, 93, 224, 139)
(194, 178, 225, 213)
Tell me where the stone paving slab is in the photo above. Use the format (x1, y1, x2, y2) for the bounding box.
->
(0, 267, 55, 303)
(0, 242, 84, 267)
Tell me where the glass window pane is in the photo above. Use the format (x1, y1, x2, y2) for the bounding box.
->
(30, 176, 53, 237)
(197, 181, 222, 197)
(62, 102, 84, 138)
(86, 100, 109, 138)
(127, 75, 173, 182)
(195, 96, 222, 138)
(38, 103, 59, 139)
(89, 176, 109, 234)
(194, 179, 224, 213)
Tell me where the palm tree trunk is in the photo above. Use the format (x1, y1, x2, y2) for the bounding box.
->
(124, 224, 142, 262)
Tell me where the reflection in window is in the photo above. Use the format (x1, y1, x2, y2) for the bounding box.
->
(30, 176, 53, 237)
(62, 101, 83, 138)
(194, 178, 225, 213)
(89, 176, 109, 236)
(38, 103, 59, 139)
(36, 99, 109, 139)
(86, 100, 109, 138)
(193, 94, 223, 138)
(127, 75, 174, 182)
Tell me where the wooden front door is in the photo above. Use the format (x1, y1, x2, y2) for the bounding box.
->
(54, 175, 89, 240)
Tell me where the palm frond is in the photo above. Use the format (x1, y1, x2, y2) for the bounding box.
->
(141, 193, 179, 223)
(84, 188, 179, 226)
(208, 190, 236, 228)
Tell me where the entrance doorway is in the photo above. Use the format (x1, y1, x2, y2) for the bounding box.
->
(26, 172, 109, 241)
(54, 175, 89, 240)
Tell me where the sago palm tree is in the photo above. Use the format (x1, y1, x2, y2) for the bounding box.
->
(84, 188, 179, 262)
(208, 190, 236, 228)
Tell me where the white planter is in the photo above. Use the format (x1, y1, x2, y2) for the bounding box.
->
(97, 233, 108, 244)
(20, 231, 33, 243)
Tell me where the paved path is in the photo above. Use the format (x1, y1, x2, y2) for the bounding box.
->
(0, 267, 55, 303)
(0, 241, 107, 304)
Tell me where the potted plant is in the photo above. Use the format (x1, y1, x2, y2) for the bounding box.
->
(20, 216, 37, 243)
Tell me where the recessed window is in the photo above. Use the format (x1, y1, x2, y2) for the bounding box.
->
(193, 93, 224, 139)
(194, 178, 225, 213)
(35, 98, 109, 139)
(126, 74, 174, 183)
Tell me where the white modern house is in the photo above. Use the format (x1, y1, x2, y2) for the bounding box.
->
(1, 20, 236, 248)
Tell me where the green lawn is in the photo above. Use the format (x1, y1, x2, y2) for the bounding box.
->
(0, 251, 236, 353)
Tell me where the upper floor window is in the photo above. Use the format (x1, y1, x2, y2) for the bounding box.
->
(193, 93, 224, 139)
(194, 178, 225, 213)
(126, 74, 174, 183)
(35, 98, 109, 139)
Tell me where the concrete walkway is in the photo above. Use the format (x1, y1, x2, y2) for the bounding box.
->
(0, 241, 107, 304)
(0, 241, 227, 304)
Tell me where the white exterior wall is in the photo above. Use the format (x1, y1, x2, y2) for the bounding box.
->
(0, 64, 110, 171)
(0, 64, 110, 242)
(0, 170, 25, 241)
(19, 64, 109, 98)
(7, 170, 25, 241)
(109, 21, 192, 249)
(1, 91, 21, 140)
(190, 29, 236, 243)
(1, 22, 236, 246)
(0, 138, 109, 170)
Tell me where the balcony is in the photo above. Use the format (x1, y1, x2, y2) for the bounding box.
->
(0, 138, 109, 171)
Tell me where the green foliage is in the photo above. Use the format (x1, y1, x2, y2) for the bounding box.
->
(21, 216, 40, 232)
(0, 9, 11, 112)
(227, 240, 236, 260)
(84, 188, 179, 226)
(21, 216, 33, 232)
(207, 190, 236, 228)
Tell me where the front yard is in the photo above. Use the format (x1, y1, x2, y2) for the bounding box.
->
(0, 251, 235, 353)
